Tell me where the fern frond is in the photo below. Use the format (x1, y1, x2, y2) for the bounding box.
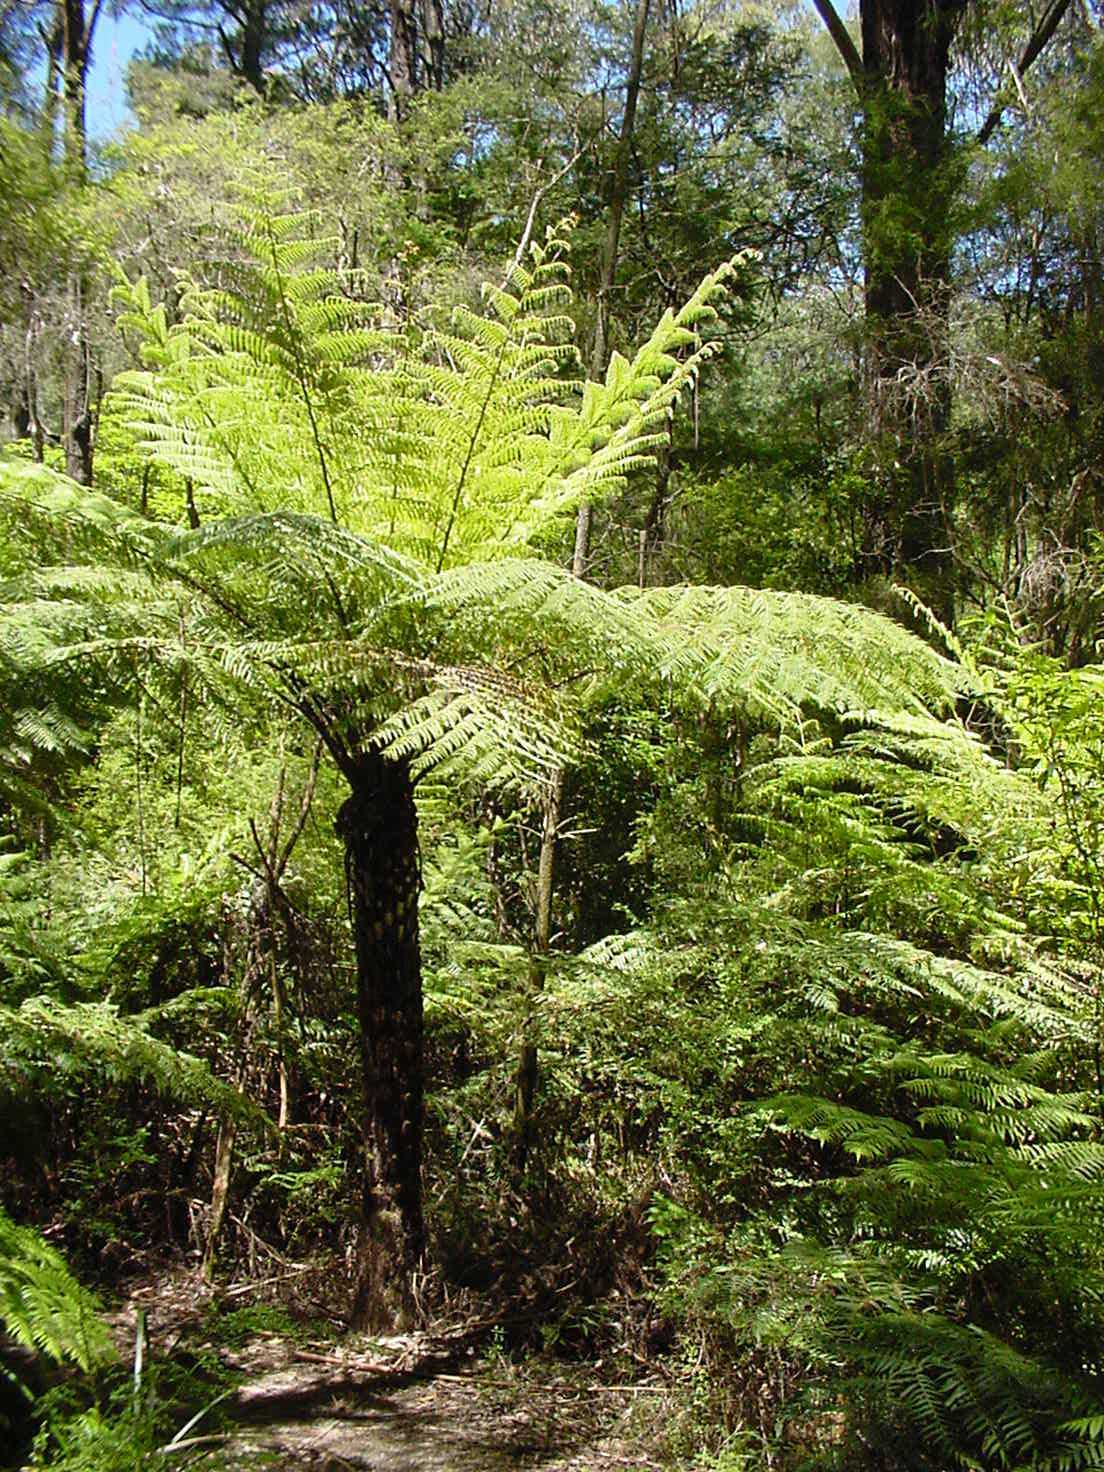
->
(0, 1208, 115, 1373)
(0, 998, 266, 1126)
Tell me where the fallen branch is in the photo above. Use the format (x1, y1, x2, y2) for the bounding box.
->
(291, 1348, 393, 1374)
(157, 1433, 231, 1456)
(222, 1266, 315, 1299)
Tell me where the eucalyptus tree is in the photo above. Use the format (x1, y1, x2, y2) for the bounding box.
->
(810, 0, 1080, 615)
(0, 209, 960, 1327)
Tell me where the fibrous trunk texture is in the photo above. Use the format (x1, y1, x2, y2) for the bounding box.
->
(336, 754, 425, 1331)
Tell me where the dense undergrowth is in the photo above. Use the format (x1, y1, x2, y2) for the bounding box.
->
(5, 649, 1104, 1470)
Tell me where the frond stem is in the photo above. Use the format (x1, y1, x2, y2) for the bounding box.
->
(434, 330, 512, 574)
(263, 222, 341, 526)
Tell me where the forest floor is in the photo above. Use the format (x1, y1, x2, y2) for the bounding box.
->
(102, 1267, 670, 1471)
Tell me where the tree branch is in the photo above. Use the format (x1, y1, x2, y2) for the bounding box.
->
(977, 0, 1073, 145)
(811, 0, 863, 91)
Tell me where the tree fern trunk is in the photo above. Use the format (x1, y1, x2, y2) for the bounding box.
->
(336, 754, 425, 1331)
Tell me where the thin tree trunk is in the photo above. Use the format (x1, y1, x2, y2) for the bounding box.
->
(551, 0, 654, 1128)
(575, 0, 652, 572)
(336, 753, 425, 1331)
(60, 0, 97, 486)
(62, 272, 93, 484)
(271, 951, 291, 1134)
(638, 441, 671, 586)
(512, 773, 562, 1173)
(203, 1117, 238, 1279)
(203, 886, 266, 1280)
(18, 285, 45, 459)
(204, 752, 319, 1277)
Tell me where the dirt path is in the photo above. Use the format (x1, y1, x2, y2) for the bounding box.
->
(224, 1364, 659, 1469)
(106, 1273, 667, 1471)
(219, 1344, 665, 1470)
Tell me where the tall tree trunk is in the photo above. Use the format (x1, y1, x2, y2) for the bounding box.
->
(419, 0, 444, 90)
(215, 0, 268, 91)
(59, 0, 97, 485)
(813, 0, 1071, 622)
(575, 0, 651, 577)
(388, 0, 418, 120)
(237, 0, 268, 92)
(61, 0, 90, 168)
(859, 0, 960, 617)
(42, 15, 63, 148)
(336, 753, 425, 1331)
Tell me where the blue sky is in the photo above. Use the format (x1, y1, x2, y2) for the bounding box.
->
(87, 9, 152, 137)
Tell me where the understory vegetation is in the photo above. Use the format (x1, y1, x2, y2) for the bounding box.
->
(3, 0, 1104, 1467)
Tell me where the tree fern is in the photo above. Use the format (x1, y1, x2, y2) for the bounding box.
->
(533, 665, 1104, 1470)
(0, 204, 1003, 1330)
(3, 209, 968, 792)
(1, 996, 267, 1126)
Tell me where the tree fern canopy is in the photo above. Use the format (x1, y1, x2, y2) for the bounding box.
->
(0, 206, 969, 799)
(108, 212, 736, 567)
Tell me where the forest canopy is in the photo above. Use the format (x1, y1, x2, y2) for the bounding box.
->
(3, 0, 1104, 1468)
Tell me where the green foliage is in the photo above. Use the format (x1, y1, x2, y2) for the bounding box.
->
(508, 659, 1104, 1469)
(2, 205, 962, 824)
(109, 210, 734, 558)
(3, 153, 1102, 1472)
(0, 1207, 114, 1374)
(0, 997, 266, 1126)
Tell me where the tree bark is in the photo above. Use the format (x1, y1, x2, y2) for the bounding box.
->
(815, 0, 1071, 621)
(575, 0, 651, 573)
(336, 753, 425, 1331)
(60, 0, 92, 170)
(512, 773, 561, 1174)
(812, 0, 962, 617)
(387, 0, 418, 120)
(419, 0, 444, 90)
(58, 0, 99, 486)
(62, 272, 93, 485)
(238, 0, 267, 93)
(859, 0, 960, 613)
